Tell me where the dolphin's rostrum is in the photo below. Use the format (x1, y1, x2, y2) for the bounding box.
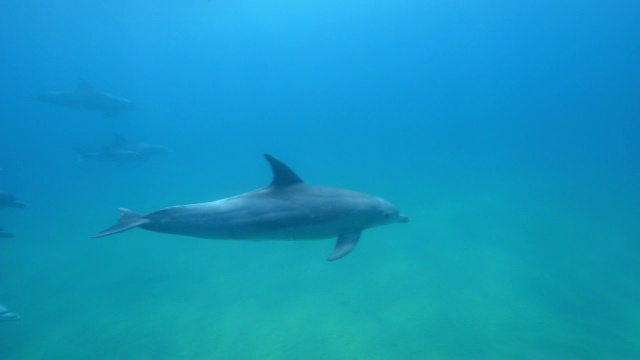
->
(94, 154, 408, 261)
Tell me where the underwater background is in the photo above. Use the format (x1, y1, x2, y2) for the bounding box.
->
(1, 0, 639, 358)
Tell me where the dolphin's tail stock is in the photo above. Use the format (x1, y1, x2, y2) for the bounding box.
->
(93, 208, 149, 238)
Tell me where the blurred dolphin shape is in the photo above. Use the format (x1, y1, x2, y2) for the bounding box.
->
(0, 228, 13, 238)
(0, 304, 20, 321)
(0, 190, 26, 208)
(74, 134, 170, 164)
(35, 80, 137, 116)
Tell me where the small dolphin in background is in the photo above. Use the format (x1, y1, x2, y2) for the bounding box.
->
(0, 190, 26, 208)
(0, 304, 20, 321)
(109, 134, 171, 161)
(35, 80, 137, 116)
(74, 134, 170, 164)
(95, 154, 409, 261)
(0, 228, 13, 238)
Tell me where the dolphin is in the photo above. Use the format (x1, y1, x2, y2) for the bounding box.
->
(0, 228, 13, 238)
(74, 134, 170, 164)
(94, 154, 409, 261)
(0, 190, 26, 208)
(109, 134, 171, 161)
(35, 80, 137, 116)
(0, 304, 20, 321)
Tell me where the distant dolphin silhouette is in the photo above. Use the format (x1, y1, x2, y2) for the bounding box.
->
(109, 134, 170, 161)
(0, 190, 25, 208)
(95, 154, 409, 261)
(74, 133, 170, 163)
(35, 80, 137, 116)
(0, 304, 19, 321)
(0, 228, 13, 238)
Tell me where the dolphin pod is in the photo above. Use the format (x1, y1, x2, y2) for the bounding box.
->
(1, 189, 24, 321)
(0, 190, 24, 238)
(95, 154, 408, 261)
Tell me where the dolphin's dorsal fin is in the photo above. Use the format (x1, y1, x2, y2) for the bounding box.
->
(111, 133, 129, 149)
(78, 79, 94, 92)
(264, 154, 304, 187)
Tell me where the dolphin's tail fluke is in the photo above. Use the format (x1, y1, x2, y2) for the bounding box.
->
(93, 208, 149, 238)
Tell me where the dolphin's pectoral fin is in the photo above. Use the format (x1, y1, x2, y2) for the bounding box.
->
(327, 231, 362, 261)
(93, 208, 149, 238)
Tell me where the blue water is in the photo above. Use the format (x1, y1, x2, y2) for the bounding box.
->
(1, 1, 639, 358)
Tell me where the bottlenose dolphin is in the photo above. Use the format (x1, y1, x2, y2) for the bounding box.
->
(74, 134, 170, 163)
(0, 304, 20, 321)
(35, 80, 137, 116)
(0, 190, 25, 208)
(94, 154, 408, 261)
(0, 228, 13, 238)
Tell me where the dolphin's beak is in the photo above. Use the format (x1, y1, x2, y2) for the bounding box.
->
(397, 214, 409, 223)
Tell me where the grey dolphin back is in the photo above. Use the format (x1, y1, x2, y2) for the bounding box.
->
(264, 154, 304, 187)
(93, 208, 149, 238)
